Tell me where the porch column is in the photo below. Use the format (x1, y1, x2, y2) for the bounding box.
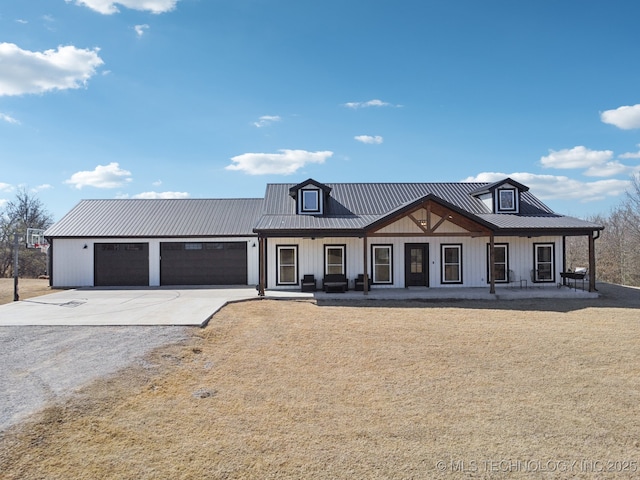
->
(258, 235, 266, 297)
(489, 234, 496, 294)
(363, 234, 369, 295)
(588, 232, 597, 292)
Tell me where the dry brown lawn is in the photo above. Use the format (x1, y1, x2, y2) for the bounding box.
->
(0, 278, 53, 305)
(1, 285, 640, 479)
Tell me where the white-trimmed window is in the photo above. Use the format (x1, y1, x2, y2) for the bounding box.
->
(372, 245, 393, 284)
(301, 189, 320, 213)
(534, 243, 554, 282)
(324, 245, 346, 275)
(277, 245, 298, 285)
(441, 244, 462, 284)
(496, 188, 517, 213)
(487, 243, 508, 283)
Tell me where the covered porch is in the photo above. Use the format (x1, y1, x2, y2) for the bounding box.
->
(264, 284, 599, 301)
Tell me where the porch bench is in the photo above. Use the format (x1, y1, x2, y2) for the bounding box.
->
(322, 274, 348, 293)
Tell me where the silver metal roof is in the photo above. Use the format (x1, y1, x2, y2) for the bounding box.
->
(262, 182, 553, 216)
(45, 198, 264, 238)
(45, 181, 603, 239)
(257, 182, 597, 233)
(478, 214, 602, 231)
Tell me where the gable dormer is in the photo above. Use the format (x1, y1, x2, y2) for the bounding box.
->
(470, 178, 529, 214)
(289, 178, 332, 215)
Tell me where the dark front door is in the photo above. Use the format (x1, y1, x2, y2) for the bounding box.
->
(405, 243, 429, 287)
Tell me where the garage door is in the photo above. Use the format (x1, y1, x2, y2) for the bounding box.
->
(94, 243, 149, 286)
(160, 242, 247, 285)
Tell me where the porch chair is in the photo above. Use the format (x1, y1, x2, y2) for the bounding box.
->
(508, 270, 527, 289)
(354, 274, 372, 291)
(301, 274, 317, 292)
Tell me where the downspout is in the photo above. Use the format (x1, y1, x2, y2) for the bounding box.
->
(588, 230, 600, 292)
(562, 236, 567, 287)
(46, 237, 53, 287)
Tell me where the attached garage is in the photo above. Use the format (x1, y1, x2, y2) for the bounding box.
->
(44, 198, 263, 288)
(94, 243, 149, 286)
(160, 241, 247, 285)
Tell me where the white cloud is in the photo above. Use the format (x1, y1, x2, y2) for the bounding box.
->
(540, 146, 613, 170)
(134, 24, 149, 37)
(68, 0, 179, 14)
(354, 135, 383, 144)
(0, 184, 14, 210)
(601, 104, 640, 130)
(0, 113, 20, 124)
(343, 99, 400, 109)
(584, 161, 640, 177)
(152, 179, 163, 186)
(31, 184, 53, 193)
(132, 191, 189, 199)
(253, 115, 281, 128)
(539, 145, 640, 177)
(0, 43, 104, 96)
(64, 162, 132, 189)
(226, 149, 333, 175)
(464, 171, 630, 203)
(15, 19, 28, 24)
(619, 144, 640, 159)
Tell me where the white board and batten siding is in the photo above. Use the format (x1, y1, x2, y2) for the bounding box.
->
(51, 237, 259, 287)
(267, 237, 363, 289)
(265, 235, 563, 289)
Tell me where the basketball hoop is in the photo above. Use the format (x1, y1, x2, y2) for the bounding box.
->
(26, 228, 49, 252)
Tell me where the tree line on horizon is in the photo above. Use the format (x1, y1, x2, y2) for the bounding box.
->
(566, 174, 640, 288)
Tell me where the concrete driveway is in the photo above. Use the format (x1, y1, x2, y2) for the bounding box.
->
(0, 286, 263, 326)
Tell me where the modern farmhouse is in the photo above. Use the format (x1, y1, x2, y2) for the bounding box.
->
(45, 178, 603, 293)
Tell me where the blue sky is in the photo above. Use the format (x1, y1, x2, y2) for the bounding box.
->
(2, 0, 640, 221)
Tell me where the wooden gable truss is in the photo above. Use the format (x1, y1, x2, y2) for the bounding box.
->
(359, 198, 499, 294)
(367, 199, 493, 238)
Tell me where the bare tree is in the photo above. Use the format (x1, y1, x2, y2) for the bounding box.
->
(595, 209, 628, 285)
(624, 174, 640, 243)
(564, 235, 588, 272)
(577, 173, 640, 287)
(0, 189, 54, 278)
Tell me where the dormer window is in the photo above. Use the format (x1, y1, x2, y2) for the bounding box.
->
(469, 177, 527, 215)
(497, 188, 516, 212)
(289, 178, 332, 216)
(302, 189, 320, 213)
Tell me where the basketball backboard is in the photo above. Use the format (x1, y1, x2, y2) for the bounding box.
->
(26, 228, 48, 250)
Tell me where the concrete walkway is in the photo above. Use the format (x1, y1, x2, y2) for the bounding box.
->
(0, 284, 597, 327)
